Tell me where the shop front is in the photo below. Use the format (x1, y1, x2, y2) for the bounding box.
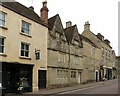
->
(2, 62, 33, 93)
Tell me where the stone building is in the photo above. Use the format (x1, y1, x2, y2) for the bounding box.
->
(80, 35, 100, 83)
(82, 21, 117, 80)
(116, 56, 120, 77)
(64, 22, 83, 85)
(0, 1, 48, 93)
(47, 14, 69, 88)
(47, 14, 83, 88)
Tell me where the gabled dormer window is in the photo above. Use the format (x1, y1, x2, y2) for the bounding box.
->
(21, 21, 30, 35)
(56, 32, 60, 41)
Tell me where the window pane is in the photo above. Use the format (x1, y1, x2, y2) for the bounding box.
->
(21, 43, 24, 49)
(25, 44, 29, 50)
(0, 13, 5, 20)
(0, 20, 5, 27)
(22, 22, 25, 27)
(21, 50, 24, 56)
(0, 38, 3, 44)
(0, 46, 2, 53)
(25, 51, 29, 57)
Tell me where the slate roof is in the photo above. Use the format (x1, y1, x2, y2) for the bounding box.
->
(1, 1, 48, 27)
(48, 14, 58, 30)
(64, 25, 76, 43)
(82, 30, 112, 48)
(64, 25, 83, 47)
(80, 35, 98, 48)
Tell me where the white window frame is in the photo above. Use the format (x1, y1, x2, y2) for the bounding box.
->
(0, 11, 6, 27)
(20, 42, 30, 57)
(0, 36, 5, 53)
(21, 20, 30, 35)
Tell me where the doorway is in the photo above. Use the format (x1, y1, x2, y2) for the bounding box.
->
(38, 70, 46, 89)
(96, 71, 98, 82)
(78, 72, 81, 84)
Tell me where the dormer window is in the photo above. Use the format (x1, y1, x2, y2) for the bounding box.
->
(56, 32, 60, 41)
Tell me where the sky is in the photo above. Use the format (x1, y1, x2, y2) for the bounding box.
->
(15, 0, 119, 56)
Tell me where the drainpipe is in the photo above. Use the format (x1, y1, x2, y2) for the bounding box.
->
(68, 43, 71, 86)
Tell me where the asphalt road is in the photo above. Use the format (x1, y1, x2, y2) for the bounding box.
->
(57, 79, 118, 95)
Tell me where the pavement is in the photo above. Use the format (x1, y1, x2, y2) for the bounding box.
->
(5, 79, 117, 96)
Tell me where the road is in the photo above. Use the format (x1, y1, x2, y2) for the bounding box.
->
(56, 79, 118, 95)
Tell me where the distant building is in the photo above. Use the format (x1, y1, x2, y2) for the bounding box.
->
(82, 21, 117, 80)
(116, 56, 120, 77)
(80, 35, 100, 83)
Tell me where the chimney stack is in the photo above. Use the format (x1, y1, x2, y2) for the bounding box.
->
(29, 6, 34, 11)
(97, 33, 104, 41)
(40, 0, 49, 24)
(104, 39, 110, 45)
(84, 21, 90, 31)
(66, 21, 72, 28)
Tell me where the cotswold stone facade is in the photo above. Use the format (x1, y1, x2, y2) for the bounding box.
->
(47, 16, 83, 89)
(80, 35, 101, 83)
(82, 21, 117, 81)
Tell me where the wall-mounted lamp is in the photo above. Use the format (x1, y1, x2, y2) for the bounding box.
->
(35, 49, 40, 60)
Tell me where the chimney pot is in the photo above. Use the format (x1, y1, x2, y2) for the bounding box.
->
(66, 21, 72, 28)
(29, 6, 34, 11)
(84, 21, 90, 31)
(40, 1, 49, 24)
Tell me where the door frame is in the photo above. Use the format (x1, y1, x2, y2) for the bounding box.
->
(78, 72, 81, 84)
(38, 70, 46, 89)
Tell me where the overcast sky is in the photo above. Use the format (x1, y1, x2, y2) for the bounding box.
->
(16, 0, 119, 56)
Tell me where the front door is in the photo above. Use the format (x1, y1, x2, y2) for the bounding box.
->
(38, 70, 46, 89)
(96, 71, 98, 82)
(78, 72, 81, 84)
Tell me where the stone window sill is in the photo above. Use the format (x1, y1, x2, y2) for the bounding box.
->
(0, 53, 7, 57)
(20, 32, 32, 38)
(0, 26, 8, 30)
(19, 56, 31, 60)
